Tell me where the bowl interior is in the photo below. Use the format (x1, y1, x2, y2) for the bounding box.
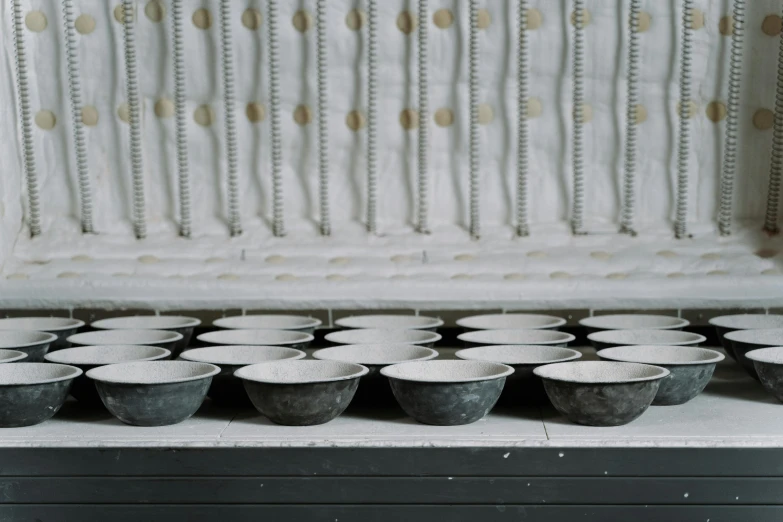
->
(380, 360, 514, 383)
(86, 361, 219, 384)
(180, 345, 306, 365)
(0, 330, 58, 349)
(533, 361, 669, 383)
(580, 314, 688, 330)
(235, 360, 368, 384)
(197, 329, 313, 346)
(0, 362, 82, 385)
(0, 317, 84, 331)
(313, 344, 438, 365)
(456, 314, 565, 330)
(213, 315, 321, 330)
(457, 329, 575, 345)
(68, 330, 183, 346)
(587, 329, 705, 346)
(325, 329, 441, 345)
(92, 315, 200, 330)
(455, 345, 582, 365)
(335, 315, 443, 330)
(0, 349, 27, 363)
(709, 314, 783, 330)
(597, 345, 724, 365)
(745, 347, 783, 364)
(724, 328, 783, 346)
(44, 345, 171, 365)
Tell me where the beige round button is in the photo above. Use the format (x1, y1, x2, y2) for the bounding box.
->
(242, 8, 262, 30)
(276, 274, 298, 281)
(346, 9, 365, 30)
(293, 10, 313, 32)
(114, 4, 133, 24)
(399, 109, 419, 130)
(265, 255, 286, 264)
(526, 98, 543, 118)
(754, 108, 775, 130)
(194, 105, 214, 126)
(192, 8, 212, 29)
(477, 9, 491, 29)
(677, 100, 698, 119)
(397, 11, 417, 34)
(637, 11, 651, 32)
(117, 103, 130, 123)
(575, 104, 593, 123)
(526, 8, 542, 30)
(35, 110, 56, 130)
(719, 15, 733, 36)
(155, 98, 174, 118)
(294, 105, 312, 126)
(75, 13, 96, 34)
(25, 10, 47, 32)
(145, 0, 165, 22)
(434, 108, 454, 127)
(762, 14, 782, 36)
(346, 110, 366, 131)
(138, 255, 159, 264)
(246, 102, 266, 123)
(478, 104, 494, 125)
(689, 9, 705, 30)
(634, 104, 648, 124)
(433, 9, 453, 29)
(705, 101, 727, 122)
(570, 9, 590, 26)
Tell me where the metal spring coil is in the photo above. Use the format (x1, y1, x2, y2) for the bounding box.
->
(220, 0, 241, 237)
(366, 0, 378, 234)
(316, 0, 330, 236)
(268, 0, 285, 237)
(416, 0, 430, 234)
(122, 0, 146, 239)
(675, 0, 694, 239)
(571, 0, 586, 235)
(171, 0, 191, 238)
(469, 0, 480, 240)
(63, 0, 94, 234)
(516, 0, 529, 237)
(11, 0, 41, 237)
(764, 4, 783, 234)
(620, 0, 641, 236)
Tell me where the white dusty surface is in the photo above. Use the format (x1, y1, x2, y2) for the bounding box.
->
(3, 346, 783, 448)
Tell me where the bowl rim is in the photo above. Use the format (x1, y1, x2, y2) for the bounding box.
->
(596, 345, 725, 365)
(455, 345, 583, 365)
(180, 345, 307, 365)
(709, 314, 783, 329)
(0, 317, 85, 331)
(746, 347, 783, 364)
(86, 361, 220, 384)
(586, 329, 706, 345)
(533, 361, 670, 383)
(456, 313, 567, 330)
(312, 344, 439, 365)
(91, 315, 202, 330)
(724, 328, 783, 346)
(456, 329, 576, 345)
(0, 330, 59, 349)
(0, 349, 28, 363)
(324, 329, 442, 345)
(44, 345, 172, 365)
(234, 360, 369, 384)
(380, 360, 515, 383)
(68, 329, 184, 346)
(196, 329, 315, 346)
(213, 314, 323, 330)
(334, 314, 444, 330)
(0, 362, 83, 385)
(579, 314, 690, 330)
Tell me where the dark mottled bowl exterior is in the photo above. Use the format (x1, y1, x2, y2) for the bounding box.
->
(753, 362, 783, 402)
(0, 379, 75, 427)
(166, 327, 195, 357)
(48, 327, 82, 351)
(243, 379, 361, 426)
(728, 342, 764, 381)
(714, 326, 737, 360)
(10, 341, 53, 363)
(648, 363, 717, 405)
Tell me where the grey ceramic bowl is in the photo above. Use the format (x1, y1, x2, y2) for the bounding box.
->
(0, 331, 58, 362)
(724, 329, 783, 380)
(587, 329, 706, 351)
(534, 361, 669, 427)
(180, 345, 306, 405)
(579, 314, 689, 333)
(456, 313, 566, 331)
(0, 349, 27, 364)
(0, 363, 82, 427)
(457, 329, 575, 348)
(335, 315, 444, 332)
(197, 329, 314, 350)
(213, 315, 322, 335)
(0, 317, 85, 351)
(235, 360, 369, 426)
(67, 330, 184, 353)
(455, 345, 582, 404)
(746, 347, 783, 402)
(380, 360, 514, 426)
(86, 361, 220, 426)
(709, 314, 783, 361)
(91, 316, 201, 357)
(325, 329, 442, 348)
(597, 346, 724, 405)
(44, 345, 172, 404)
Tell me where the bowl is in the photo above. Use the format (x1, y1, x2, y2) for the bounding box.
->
(0, 331, 59, 362)
(197, 329, 314, 349)
(179, 345, 306, 404)
(0, 363, 82, 427)
(579, 314, 689, 333)
(44, 345, 172, 404)
(587, 329, 706, 351)
(235, 360, 369, 425)
(457, 329, 575, 348)
(534, 361, 669, 426)
(456, 313, 566, 331)
(0, 317, 85, 350)
(213, 315, 322, 335)
(324, 329, 442, 348)
(724, 329, 783, 380)
(67, 330, 184, 352)
(0, 350, 27, 364)
(455, 345, 582, 404)
(335, 315, 444, 331)
(709, 314, 783, 361)
(746, 347, 783, 402)
(380, 360, 514, 425)
(597, 346, 724, 405)
(91, 316, 201, 357)
(86, 361, 220, 426)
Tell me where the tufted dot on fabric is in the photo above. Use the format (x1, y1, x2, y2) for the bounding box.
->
(35, 110, 56, 130)
(576, 104, 593, 123)
(762, 14, 782, 36)
(154, 98, 174, 118)
(114, 4, 133, 24)
(346, 9, 366, 30)
(634, 104, 648, 124)
(293, 10, 313, 32)
(754, 108, 775, 130)
(705, 101, 727, 122)
(265, 255, 286, 264)
(242, 8, 262, 30)
(396, 11, 417, 34)
(433, 9, 453, 29)
(526, 8, 543, 30)
(527, 98, 543, 118)
(689, 9, 705, 30)
(637, 11, 651, 32)
(25, 10, 47, 32)
(192, 8, 212, 29)
(246, 103, 266, 123)
(719, 15, 733, 36)
(145, 0, 165, 22)
(294, 105, 313, 126)
(677, 100, 698, 119)
(477, 9, 491, 30)
(570, 9, 590, 26)
(346, 111, 366, 131)
(399, 109, 419, 130)
(117, 103, 130, 123)
(194, 105, 215, 126)
(434, 108, 454, 127)
(478, 104, 494, 125)
(75, 13, 96, 34)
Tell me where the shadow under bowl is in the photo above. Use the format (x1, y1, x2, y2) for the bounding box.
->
(86, 361, 219, 426)
(213, 315, 322, 336)
(534, 361, 669, 427)
(0, 317, 85, 351)
(197, 329, 314, 350)
(324, 329, 442, 348)
(334, 315, 444, 332)
(586, 329, 705, 351)
(709, 315, 783, 362)
(724, 329, 783, 381)
(746, 347, 783, 402)
(457, 329, 575, 348)
(579, 314, 689, 334)
(91, 316, 201, 358)
(0, 363, 82, 427)
(0, 349, 28, 364)
(0, 331, 58, 362)
(456, 313, 566, 331)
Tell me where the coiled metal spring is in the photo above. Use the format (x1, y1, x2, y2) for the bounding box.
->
(268, 0, 285, 237)
(674, 0, 694, 239)
(468, 0, 480, 240)
(764, 4, 783, 235)
(366, 0, 378, 234)
(620, 0, 641, 236)
(571, 0, 586, 235)
(316, 0, 330, 236)
(171, 0, 191, 238)
(416, 0, 430, 234)
(516, 0, 529, 237)
(220, 0, 241, 237)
